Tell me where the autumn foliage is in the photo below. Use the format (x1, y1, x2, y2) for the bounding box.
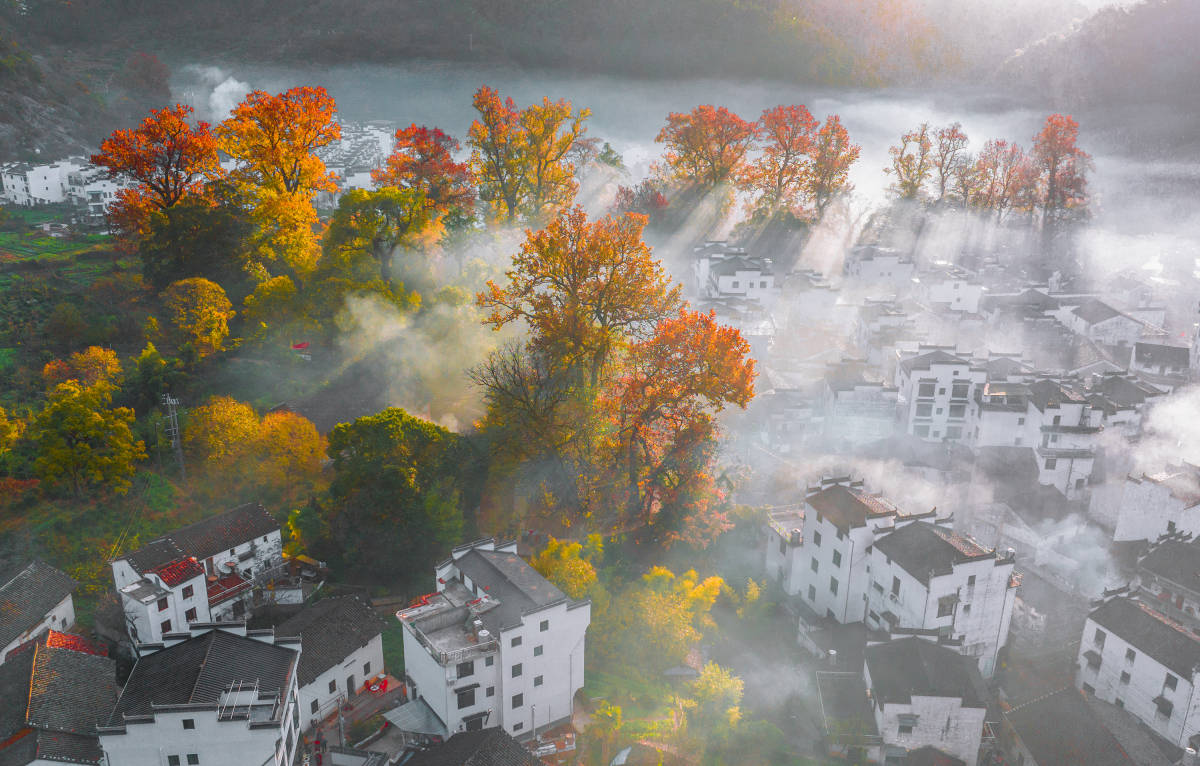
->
(656, 105, 758, 189)
(372, 124, 475, 222)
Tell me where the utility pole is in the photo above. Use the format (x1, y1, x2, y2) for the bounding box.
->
(162, 393, 185, 481)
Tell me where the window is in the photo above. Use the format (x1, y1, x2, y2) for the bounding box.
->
(1053, 415, 1061, 425)
(918, 382, 935, 398)
(935, 408, 943, 415)
(185, 607, 197, 622)
(183, 719, 195, 729)
(187, 757, 199, 766)
(230, 548, 235, 555)
(1120, 671, 1131, 685)
(899, 723, 913, 735)
(915, 402, 933, 418)
(937, 596, 955, 618)
(808, 585, 816, 602)
(487, 686, 495, 697)
(1017, 417, 1025, 425)
(946, 426, 963, 440)
(1166, 673, 1178, 691)
(311, 699, 319, 713)
(457, 687, 476, 709)
(1125, 649, 1135, 663)
(534, 675, 544, 687)
(1045, 458, 1057, 470)
(939, 388, 946, 395)
(329, 680, 337, 693)
(512, 693, 524, 708)
(457, 661, 474, 679)
(514, 722, 524, 732)
(540, 619, 549, 632)
(1094, 629, 1106, 648)
(952, 382, 970, 399)
(534, 645, 543, 657)
(364, 661, 371, 676)
(158, 597, 169, 612)
(892, 577, 901, 596)
(811, 559, 819, 573)
(512, 663, 523, 678)
(967, 575, 976, 588)
(962, 604, 971, 615)
(485, 656, 494, 667)
(161, 619, 171, 634)
(949, 403, 966, 418)
(511, 636, 522, 648)
(168, 758, 180, 766)
(732, 281, 739, 288)
(832, 550, 842, 567)
(182, 585, 194, 599)
(830, 577, 838, 595)
(813, 531, 822, 547)
(913, 424, 931, 438)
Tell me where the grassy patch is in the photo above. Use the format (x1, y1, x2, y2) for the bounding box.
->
(381, 618, 405, 677)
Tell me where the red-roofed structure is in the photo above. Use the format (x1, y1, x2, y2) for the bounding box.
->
(44, 630, 108, 657)
(206, 574, 252, 606)
(151, 557, 204, 587)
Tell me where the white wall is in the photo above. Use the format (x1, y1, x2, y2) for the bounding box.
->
(299, 633, 384, 726)
(0, 594, 75, 663)
(1114, 476, 1200, 543)
(873, 696, 985, 766)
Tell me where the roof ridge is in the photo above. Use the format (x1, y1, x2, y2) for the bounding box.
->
(23, 642, 39, 726)
(1006, 685, 1073, 714)
(191, 632, 219, 703)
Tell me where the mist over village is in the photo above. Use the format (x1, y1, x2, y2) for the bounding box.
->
(1, 1, 1200, 765)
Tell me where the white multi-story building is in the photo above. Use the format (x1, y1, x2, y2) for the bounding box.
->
(1077, 597, 1200, 750)
(844, 244, 915, 292)
(395, 539, 590, 740)
(1136, 539, 1200, 629)
(866, 520, 1017, 677)
(764, 478, 941, 623)
(895, 349, 986, 443)
(917, 265, 985, 315)
(864, 637, 989, 766)
(277, 595, 386, 726)
(110, 503, 286, 644)
(822, 363, 899, 447)
(1110, 465, 1200, 543)
(98, 624, 303, 766)
(1056, 298, 1153, 349)
(701, 255, 779, 304)
(1026, 379, 1104, 499)
(0, 560, 77, 664)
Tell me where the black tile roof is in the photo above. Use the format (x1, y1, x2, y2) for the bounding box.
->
(1139, 541, 1200, 595)
(402, 728, 540, 766)
(806, 485, 900, 532)
(1072, 298, 1124, 325)
(898, 349, 968, 375)
(1088, 597, 1200, 678)
(874, 521, 993, 586)
(277, 596, 385, 687)
(905, 746, 966, 766)
(1135, 342, 1189, 370)
(122, 503, 279, 572)
(107, 629, 297, 726)
(0, 560, 76, 650)
(0, 643, 116, 766)
(1005, 687, 1136, 766)
(454, 549, 568, 632)
(865, 637, 988, 708)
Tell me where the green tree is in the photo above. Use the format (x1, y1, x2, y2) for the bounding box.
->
(138, 195, 255, 293)
(160, 277, 235, 359)
(324, 187, 438, 290)
(29, 381, 146, 497)
(324, 408, 467, 580)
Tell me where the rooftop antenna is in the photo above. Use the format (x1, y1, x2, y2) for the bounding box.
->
(162, 393, 186, 481)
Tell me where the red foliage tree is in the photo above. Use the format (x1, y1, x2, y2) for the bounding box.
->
(373, 124, 475, 220)
(1032, 113, 1091, 223)
(656, 105, 758, 189)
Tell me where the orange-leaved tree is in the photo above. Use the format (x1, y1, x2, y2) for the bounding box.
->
(739, 104, 819, 217)
(373, 124, 475, 224)
(92, 104, 222, 248)
(478, 206, 681, 387)
(974, 139, 1038, 220)
(218, 86, 341, 277)
(805, 114, 860, 217)
(467, 85, 589, 223)
(1032, 113, 1091, 224)
(886, 122, 934, 199)
(656, 105, 758, 190)
(931, 122, 969, 202)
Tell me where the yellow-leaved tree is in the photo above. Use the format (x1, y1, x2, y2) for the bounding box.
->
(160, 277, 235, 360)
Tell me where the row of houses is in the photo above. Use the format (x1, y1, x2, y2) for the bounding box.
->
(0, 159, 130, 224)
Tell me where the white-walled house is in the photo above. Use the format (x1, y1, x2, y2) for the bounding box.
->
(822, 364, 899, 447)
(98, 624, 303, 766)
(1076, 597, 1200, 750)
(0, 560, 77, 664)
(1136, 540, 1200, 629)
(917, 265, 986, 315)
(0, 631, 117, 766)
(764, 508, 807, 596)
(895, 349, 986, 443)
(844, 244, 916, 292)
(395, 539, 590, 740)
(1057, 299, 1152, 348)
(864, 637, 989, 766)
(111, 503, 285, 643)
(701, 255, 779, 304)
(1132, 342, 1190, 391)
(277, 595, 386, 726)
(866, 521, 1017, 678)
(1026, 380, 1103, 500)
(1112, 466, 1200, 543)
